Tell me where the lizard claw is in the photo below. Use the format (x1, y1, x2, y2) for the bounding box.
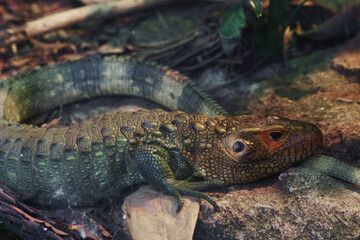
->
(176, 202, 184, 213)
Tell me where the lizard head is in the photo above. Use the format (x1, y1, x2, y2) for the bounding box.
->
(185, 115, 323, 185)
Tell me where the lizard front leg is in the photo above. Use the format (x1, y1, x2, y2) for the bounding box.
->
(134, 145, 224, 213)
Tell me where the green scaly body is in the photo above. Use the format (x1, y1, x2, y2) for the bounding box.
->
(0, 56, 355, 212)
(5, 55, 227, 123)
(0, 110, 322, 211)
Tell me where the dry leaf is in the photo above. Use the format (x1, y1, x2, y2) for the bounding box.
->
(122, 186, 200, 240)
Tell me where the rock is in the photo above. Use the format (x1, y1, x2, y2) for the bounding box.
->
(122, 186, 200, 240)
(247, 33, 360, 163)
(194, 166, 360, 239)
(332, 33, 360, 81)
(196, 66, 231, 91)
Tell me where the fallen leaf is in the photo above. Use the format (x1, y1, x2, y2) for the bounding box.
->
(122, 186, 200, 240)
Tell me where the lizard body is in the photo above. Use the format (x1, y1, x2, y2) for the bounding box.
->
(0, 110, 322, 211)
(0, 56, 325, 211)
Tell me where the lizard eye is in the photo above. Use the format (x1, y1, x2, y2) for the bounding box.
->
(223, 136, 249, 160)
(269, 131, 284, 141)
(233, 141, 246, 153)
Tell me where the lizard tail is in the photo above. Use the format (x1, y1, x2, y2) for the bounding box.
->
(5, 56, 228, 122)
(305, 155, 360, 187)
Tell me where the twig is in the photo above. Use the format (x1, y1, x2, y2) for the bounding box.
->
(177, 48, 224, 71)
(142, 30, 202, 60)
(137, 28, 198, 48)
(0, 0, 177, 47)
(169, 35, 219, 67)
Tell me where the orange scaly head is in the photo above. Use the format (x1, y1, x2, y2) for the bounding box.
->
(182, 115, 323, 185)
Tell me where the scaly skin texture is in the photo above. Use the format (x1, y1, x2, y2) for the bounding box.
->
(304, 155, 360, 186)
(1, 56, 327, 211)
(0, 109, 322, 211)
(4, 55, 227, 122)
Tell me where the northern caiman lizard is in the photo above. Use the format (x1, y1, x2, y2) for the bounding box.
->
(0, 55, 345, 212)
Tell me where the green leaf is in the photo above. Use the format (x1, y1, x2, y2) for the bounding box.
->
(218, 4, 246, 39)
(247, 0, 262, 17)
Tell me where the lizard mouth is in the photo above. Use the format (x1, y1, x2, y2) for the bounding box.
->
(270, 125, 323, 164)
